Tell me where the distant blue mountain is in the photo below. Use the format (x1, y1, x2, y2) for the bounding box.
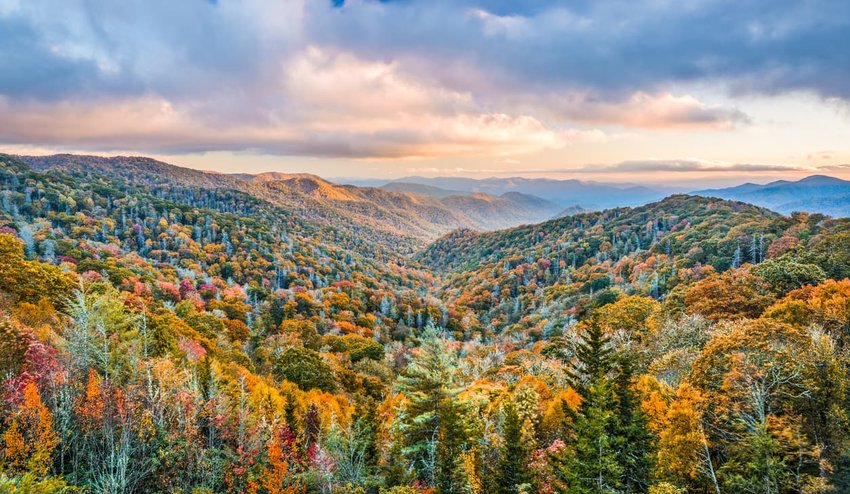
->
(694, 175, 850, 217)
(344, 176, 669, 210)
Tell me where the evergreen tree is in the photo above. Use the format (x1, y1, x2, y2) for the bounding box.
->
(354, 398, 379, 469)
(568, 318, 614, 400)
(613, 356, 653, 493)
(435, 398, 470, 494)
(497, 400, 531, 494)
(303, 402, 320, 450)
(397, 323, 460, 486)
(562, 378, 623, 493)
(198, 355, 216, 448)
(558, 318, 654, 493)
(283, 389, 302, 449)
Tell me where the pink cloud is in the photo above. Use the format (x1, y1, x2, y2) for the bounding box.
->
(0, 48, 604, 159)
(548, 91, 750, 130)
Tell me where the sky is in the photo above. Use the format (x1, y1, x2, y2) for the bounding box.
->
(1, 0, 849, 187)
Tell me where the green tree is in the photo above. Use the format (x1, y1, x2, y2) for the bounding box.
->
(559, 319, 623, 493)
(752, 257, 826, 294)
(397, 324, 460, 486)
(568, 319, 614, 398)
(561, 378, 623, 494)
(64, 282, 141, 382)
(435, 398, 470, 494)
(273, 347, 336, 392)
(497, 400, 530, 494)
(558, 319, 653, 493)
(613, 357, 653, 493)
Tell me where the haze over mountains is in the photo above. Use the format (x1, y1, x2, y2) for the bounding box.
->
(694, 175, 850, 217)
(346, 176, 670, 210)
(16, 154, 850, 228)
(354, 173, 850, 218)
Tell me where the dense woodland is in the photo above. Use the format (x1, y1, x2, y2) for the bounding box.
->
(1, 154, 849, 493)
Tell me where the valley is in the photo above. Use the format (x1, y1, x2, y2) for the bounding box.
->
(1, 153, 850, 493)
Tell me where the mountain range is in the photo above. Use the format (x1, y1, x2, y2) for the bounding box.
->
(352, 173, 850, 218)
(17, 154, 850, 244)
(345, 176, 669, 209)
(16, 154, 561, 252)
(694, 174, 850, 217)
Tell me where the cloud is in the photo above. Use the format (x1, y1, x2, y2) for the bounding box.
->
(0, 48, 598, 158)
(553, 92, 750, 130)
(0, 0, 848, 159)
(314, 0, 850, 100)
(566, 160, 814, 173)
(818, 164, 850, 171)
(5, 0, 848, 103)
(0, 0, 303, 102)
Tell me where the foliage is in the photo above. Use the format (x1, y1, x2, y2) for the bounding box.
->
(273, 347, 336, 393)
(1, 155, 849, 492)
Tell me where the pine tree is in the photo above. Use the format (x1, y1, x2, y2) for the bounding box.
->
(568, 318, 614, 400)
(435, 398, 470, 494)
(497, 400, 530, 494)
(613, 356, 653, 493)
(198, 355, 216, 448)
(397, 323, 460, 486)
(353, 398, 379, 470)
(562, 378, 623, 493)
(558, 318, 655, 493)
(283, 389, 302, 450)
(303, 402, 320, 450)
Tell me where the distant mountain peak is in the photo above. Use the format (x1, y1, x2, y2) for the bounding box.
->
(692, 173, 850, 217)
(797, 174, 848, 185)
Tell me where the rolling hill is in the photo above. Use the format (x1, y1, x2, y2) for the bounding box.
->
(416, 194, 803, 332)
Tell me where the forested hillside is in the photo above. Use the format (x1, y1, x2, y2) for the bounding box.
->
(416, 195, 848, 334)
(1, 155, 850, 493)
(18, 155, 563, 252)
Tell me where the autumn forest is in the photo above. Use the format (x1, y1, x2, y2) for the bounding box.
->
(0, 153, 847, 494)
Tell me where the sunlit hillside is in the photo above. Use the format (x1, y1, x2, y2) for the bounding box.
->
(2, 153, 850, 493)
(2, 1, 849, 493)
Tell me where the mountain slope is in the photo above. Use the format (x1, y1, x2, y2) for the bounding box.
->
(694, 174, 850, 217)
(0, 154, 429, 296)
(379, 182, 463, 198)
(416, 195, 799, 332)
(5, 154, 850, 493)
(15, 154, 562, 253)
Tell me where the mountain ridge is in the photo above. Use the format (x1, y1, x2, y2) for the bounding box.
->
(13, 154, 566, 252)
(345, 175, 670, 209)
(694, 174, 850, 217)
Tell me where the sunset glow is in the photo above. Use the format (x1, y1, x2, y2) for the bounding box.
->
(1, 0, 849, 186)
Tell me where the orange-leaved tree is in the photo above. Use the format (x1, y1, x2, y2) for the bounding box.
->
(2, 381, 59, 476)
